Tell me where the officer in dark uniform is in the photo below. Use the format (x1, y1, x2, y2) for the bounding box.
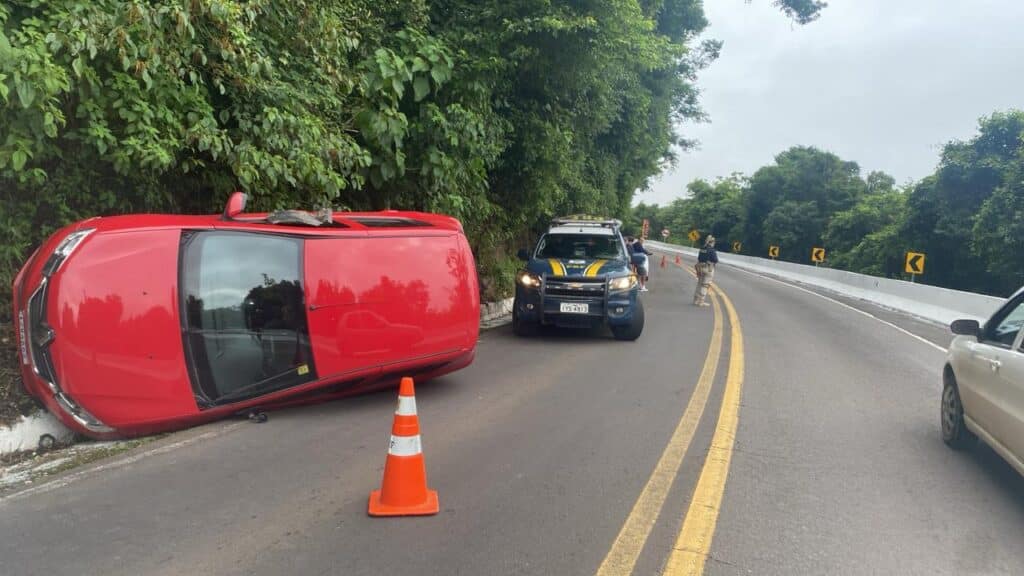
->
(693, 235, 718, 306)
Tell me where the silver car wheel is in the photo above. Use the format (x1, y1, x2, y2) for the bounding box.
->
(941, 384, 958, 438)
(941, 376, 974, 449)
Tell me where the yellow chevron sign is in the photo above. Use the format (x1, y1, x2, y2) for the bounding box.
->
(905, 252, 925, 275)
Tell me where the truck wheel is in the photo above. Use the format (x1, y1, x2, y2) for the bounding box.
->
(612, 299, 645, 341)
(512, 300, 537, 337)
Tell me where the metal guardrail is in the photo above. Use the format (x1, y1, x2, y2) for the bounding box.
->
(649, 241, 1005, 326)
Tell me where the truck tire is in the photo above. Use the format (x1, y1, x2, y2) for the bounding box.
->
(612, 299, 644, 341)
(512, 299, 537, 337)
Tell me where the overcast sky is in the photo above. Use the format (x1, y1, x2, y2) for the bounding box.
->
(638, 0, 1024, 206)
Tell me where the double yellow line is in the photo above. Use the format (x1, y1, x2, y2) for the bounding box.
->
(595, 274, 745, 576)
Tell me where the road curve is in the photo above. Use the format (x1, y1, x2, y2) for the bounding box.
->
(0, 254, 1022, 576)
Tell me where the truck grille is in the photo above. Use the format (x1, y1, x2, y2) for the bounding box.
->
(545, 278, 606, 299)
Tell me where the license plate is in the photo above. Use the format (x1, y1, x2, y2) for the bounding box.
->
(560, 302, 589, 314)
(17, 310, 29, 365)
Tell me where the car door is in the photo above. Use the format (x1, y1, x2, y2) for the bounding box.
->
(180, 230, 316, 406)
(966, 294, 1024, 453)
(1001, 327, 1024, 462)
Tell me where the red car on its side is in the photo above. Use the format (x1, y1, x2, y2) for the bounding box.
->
(11, 193, 479, 439)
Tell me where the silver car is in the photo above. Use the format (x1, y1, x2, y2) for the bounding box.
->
(942, 287, 1024, 476)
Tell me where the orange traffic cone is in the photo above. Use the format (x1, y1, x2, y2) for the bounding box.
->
(674, 254, 681, 266)
(368, 377, 439, 517)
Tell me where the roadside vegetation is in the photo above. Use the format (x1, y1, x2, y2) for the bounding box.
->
(0, 0, 823, 422)
(635, 111, 1024, 297)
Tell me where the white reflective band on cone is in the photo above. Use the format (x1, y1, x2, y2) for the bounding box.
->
(388, 434, 423, 457)
(396, 395, 417, 416)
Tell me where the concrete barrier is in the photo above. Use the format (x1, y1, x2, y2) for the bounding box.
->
(649, 241, 1006, 326)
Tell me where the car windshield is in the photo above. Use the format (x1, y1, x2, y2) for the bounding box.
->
(180, 231, 315, 405)
(535, 233, 624, 260)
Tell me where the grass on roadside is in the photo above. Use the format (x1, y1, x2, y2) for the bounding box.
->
(1, 436, 161, 492)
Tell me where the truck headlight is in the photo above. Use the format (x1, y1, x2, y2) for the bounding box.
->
(518, 271, 542, 288)
(609, 274, 637, 291)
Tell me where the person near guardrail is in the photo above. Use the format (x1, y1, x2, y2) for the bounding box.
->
(693, 235, 718, 306)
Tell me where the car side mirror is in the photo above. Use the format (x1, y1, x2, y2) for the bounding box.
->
(222, 191, 248, 220)
(950, 319, 980, 337)
(630, 253, 646, 267)
(517, 248, 531, 261)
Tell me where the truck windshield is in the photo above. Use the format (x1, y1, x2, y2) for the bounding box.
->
(536, 234, 624, 260)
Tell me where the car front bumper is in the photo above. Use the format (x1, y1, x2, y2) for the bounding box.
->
(515, 281, 637, 328)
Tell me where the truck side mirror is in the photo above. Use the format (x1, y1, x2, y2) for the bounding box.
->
(517, 248, 531, 261)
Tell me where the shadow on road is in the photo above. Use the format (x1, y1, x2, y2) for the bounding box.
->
(966, 442, 1024, 509)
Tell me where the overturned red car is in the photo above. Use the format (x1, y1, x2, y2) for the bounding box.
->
(11, 193, 479, 438)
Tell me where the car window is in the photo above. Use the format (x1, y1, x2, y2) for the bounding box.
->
(983, 297, 1024, 348)
(535, 234, 624, 260)
(180, 231, 315, 405)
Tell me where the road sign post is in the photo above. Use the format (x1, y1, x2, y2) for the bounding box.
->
(688, 229, 700, 246)
(905, 251, 925, 282)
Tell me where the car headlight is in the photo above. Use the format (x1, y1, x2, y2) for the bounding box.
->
(42, 228, 95, 277)
(609, 274, 637, 291)
(518, 271, 542, 288)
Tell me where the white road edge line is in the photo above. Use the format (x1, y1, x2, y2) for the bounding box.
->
(723, 264, 948, 354)
(659, 247, 948, 355)
(1, 421, 247, 504)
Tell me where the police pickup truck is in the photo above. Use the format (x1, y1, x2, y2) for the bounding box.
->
(513, 216, 645, 340)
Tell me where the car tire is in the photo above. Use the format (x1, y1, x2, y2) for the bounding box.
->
(512, 300, 537, 337)
(612, 299, 645, 341)
(941, 373, 975, 449)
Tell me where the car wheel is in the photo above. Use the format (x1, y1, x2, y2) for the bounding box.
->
(612, 299, 645, 341)
(941, 373, 975, 449)
(512, 299, 537, 337)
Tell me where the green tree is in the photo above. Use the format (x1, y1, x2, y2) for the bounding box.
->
(900, 111, 1024, 292)
(626, 202, 664, 238)
(743, 146, 866, 259)
(1, 0, 828, 319)
(824, 185, 905, 271)
(673, 175, 745, 243)
(972, 166, 1024, 295)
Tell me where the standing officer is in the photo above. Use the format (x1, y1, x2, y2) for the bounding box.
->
(693, 235, 718, 306)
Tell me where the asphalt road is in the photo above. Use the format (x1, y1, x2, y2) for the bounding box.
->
(1, 255, 1023, 575)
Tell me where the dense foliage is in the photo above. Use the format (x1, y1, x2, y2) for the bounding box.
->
(0, 0, 823, 321)
(638, 111, 1024, 296)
